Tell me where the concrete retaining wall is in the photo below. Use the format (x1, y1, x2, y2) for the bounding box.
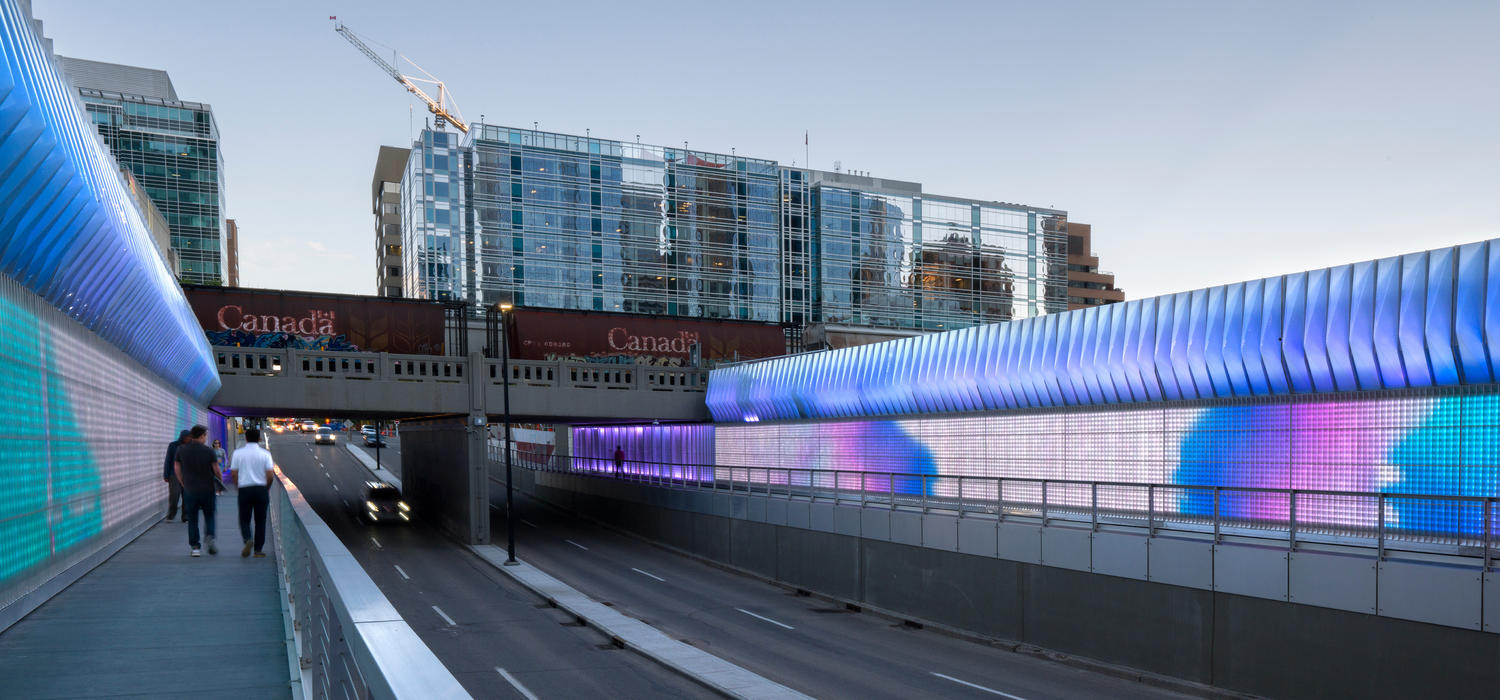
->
(517, 470, 1500, 700)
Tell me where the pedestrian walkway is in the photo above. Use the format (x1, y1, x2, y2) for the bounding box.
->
(0, 492, 293, 698)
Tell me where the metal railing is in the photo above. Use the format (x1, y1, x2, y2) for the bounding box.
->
(271, 470, 469, 699)
(506, 452, 1498, 565)
(214, 346, 708, 393)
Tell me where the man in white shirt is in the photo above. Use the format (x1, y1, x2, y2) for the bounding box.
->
(230, 428, 277, 558)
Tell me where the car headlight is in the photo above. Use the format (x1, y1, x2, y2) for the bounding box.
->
(365, 500, 378, 511)
(397, 501, 410, 512)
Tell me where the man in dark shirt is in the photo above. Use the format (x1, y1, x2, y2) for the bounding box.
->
(162, 430, 190, 522)
(175, 424, 223, 556)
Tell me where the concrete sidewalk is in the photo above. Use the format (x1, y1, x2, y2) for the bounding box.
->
(0, 493, 294, 698)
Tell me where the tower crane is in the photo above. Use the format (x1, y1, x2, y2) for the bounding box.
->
(331, 18, 468, 133)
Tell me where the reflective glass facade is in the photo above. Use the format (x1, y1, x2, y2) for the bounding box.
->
(77, 91, 225, 285)
(399, 126, 1067, 334)
(799, 178, 1067, 332)
(402, 130, 463, 300)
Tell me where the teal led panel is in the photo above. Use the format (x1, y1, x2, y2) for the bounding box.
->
(0, 0, 218, 403)
(707, 239, 1499, 423)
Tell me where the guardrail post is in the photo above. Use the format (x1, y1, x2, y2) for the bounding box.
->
(1377, 493, 1386, 560)
(1213, 487, 1221, 544)
(995, 478, 1004, 522)
(888, 471, 895, 511)
(1041, 480, 1048, 527)
(1146, 484, 1154, 536)
(860, 472, 866, 508)
(957, 475, 964, 518)
(1288, 489, 1298, 550)
(921, 474, 928, 514)
(1090, 482, 1098, 532)
(1486, 498, 1493, 571)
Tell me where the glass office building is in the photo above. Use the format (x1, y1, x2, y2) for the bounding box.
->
(59, 58, 226, 285)
(400, 125, 1067, 336)
(787, 169, 1068, 332)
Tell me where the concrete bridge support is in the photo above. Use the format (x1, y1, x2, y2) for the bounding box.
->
(399, 415, 490, 544)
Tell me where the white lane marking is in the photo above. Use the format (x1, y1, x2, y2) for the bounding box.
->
(736, 608, 794, 630)
(565, 539, 588, 551)
(494, 667, 539, 700)
(931, 672, 1028, 700)
(394, 565, 410, 580)
(331, 483, 339, 491)
(341, 499, 349, 508)
(432, 605, 456, 626)
(631, 567, 665, 582)
(370, 536, 382, 550)
(520, 519, 538, 528)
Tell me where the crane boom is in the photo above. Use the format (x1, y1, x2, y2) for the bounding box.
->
(333, 20, 468, 133)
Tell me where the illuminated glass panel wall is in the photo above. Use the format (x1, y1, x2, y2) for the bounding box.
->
(571, 424, 715, 480)
(713, 389, 1500, 538)
(0, 0, 217, 610)
(708, 239, 1500, 423)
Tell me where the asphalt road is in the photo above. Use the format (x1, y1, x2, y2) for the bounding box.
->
(297, 432, 1188, 699)
(489, 469, 1189, 700)
(270, 435, 709, 699)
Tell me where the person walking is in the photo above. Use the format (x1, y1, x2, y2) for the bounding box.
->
(613, 445, 625, 474)
(162, 430, 191, 522)
(174, 425, 223, 557)
(212, 439, 229, 487)
(230, 427, 276, 558)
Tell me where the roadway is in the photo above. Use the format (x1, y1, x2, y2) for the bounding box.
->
(267, 433, 708, 699)
(490, 476, 1188, 700)
(331, 435, 1188, 699)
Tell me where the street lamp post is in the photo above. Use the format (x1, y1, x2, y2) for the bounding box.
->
(499, 303, 517, 565)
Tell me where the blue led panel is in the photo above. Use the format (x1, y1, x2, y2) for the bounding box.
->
(706, 238, 1500, 424)
(1186, 289, 1214, 397)
(1398, 252, 1432, 387)
(1303, 268, 1335, 392)
(1282, 272, 1312, 393)
(1349, 260, 1380, 390)
(1455, 242, 1490, 383)
(1373, 256, 1406, 387)
(1242, 279, 1269, 395)
(1260, 275, 1290, 394)
(1425, 247, 1458, 386)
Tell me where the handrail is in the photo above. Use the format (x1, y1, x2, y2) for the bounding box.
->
(272, 470, 469, 699)
(502, 451, 1497, 563)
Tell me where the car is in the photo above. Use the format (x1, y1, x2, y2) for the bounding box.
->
(364, 433, 387, 448)
(360, 425, 376, 437)
(301, 421, 317, 432)
(360, 481, 410, 523)
(314, 426, 336, 445)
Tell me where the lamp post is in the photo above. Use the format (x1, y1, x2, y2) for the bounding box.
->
(499, 303, 517, 565)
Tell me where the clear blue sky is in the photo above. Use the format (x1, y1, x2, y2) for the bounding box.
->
(35, 0, 1500, 300)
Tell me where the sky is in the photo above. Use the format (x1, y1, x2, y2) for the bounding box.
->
(34, 0, 1500, 300)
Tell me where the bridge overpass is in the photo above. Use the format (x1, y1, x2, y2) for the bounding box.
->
(209, 346, 710, 423)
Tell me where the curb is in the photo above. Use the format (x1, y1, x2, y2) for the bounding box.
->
(344, 443, 401, 490)
(468, 544, 810, 700)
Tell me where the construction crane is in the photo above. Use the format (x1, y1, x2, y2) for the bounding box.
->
(332, 18, 468, 133)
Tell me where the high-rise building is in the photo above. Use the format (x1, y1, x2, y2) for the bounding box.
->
(224, 218, 239, 287)
(397, 125, 1074, 344)
(1064, 222, 1124, 309)
(58, 56, 227, 285)
(373, 146, 409, 297)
